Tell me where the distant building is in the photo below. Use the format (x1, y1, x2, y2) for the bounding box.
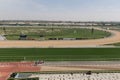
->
(19, 34, 27, 40)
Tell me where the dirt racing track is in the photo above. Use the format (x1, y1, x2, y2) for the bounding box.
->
(0, 28, 120, 47)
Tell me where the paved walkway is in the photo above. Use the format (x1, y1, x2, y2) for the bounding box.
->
(41, 61, 120, 71)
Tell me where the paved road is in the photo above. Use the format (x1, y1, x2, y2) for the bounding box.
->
(43, 61, 120, 66)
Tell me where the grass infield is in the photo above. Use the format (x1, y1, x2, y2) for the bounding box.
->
(0, 48, 120, 61)
(0, 26, 111, 40)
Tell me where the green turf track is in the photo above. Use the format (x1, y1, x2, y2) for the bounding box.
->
(0, 48, 120, 61)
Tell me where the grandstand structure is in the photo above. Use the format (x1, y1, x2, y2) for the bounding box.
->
(16, 72, 120, 80)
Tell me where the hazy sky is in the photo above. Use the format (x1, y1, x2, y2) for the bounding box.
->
(0, 0, 120, 21)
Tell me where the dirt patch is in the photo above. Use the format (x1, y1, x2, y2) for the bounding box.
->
(0, 62, 41, 80)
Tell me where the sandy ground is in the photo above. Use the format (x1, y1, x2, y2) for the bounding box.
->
(0, 27, 120, 47)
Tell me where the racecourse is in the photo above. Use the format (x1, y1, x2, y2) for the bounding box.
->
(0, 27, 120, 80)
(0, 27, 120, 47)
